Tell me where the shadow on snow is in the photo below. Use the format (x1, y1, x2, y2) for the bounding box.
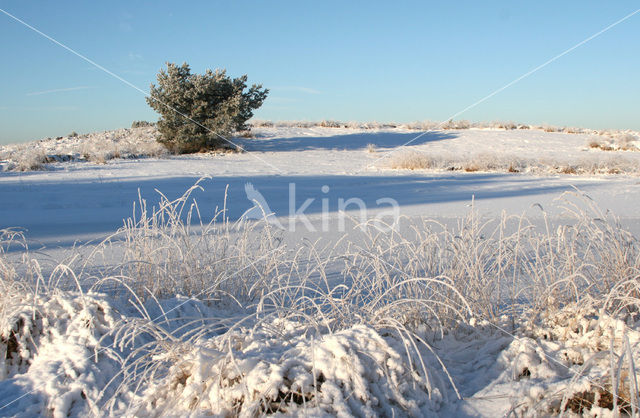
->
(240, 131, 457, 152)
(0, 173, 599, 248)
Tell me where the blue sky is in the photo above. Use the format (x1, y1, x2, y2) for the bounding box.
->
(1, 1, 639, 144)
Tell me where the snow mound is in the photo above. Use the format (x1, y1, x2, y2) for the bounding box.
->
(0, 290, 121, 417)
(126, 321, 442, 417)
(464, 305, 640, 417)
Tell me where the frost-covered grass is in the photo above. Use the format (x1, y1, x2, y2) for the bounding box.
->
(252, 119, 639, 138)
(385, 149, 640, 176)
(2, 121, 639, 175)
(1, 186, 640, 416)
(101, 180, 288, 303)
(588, 132, 640, 152)
(0, 126, 167, 171)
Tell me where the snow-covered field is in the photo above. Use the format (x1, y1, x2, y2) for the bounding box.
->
(1, 124, 640, 416)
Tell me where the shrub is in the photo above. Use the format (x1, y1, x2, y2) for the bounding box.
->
(319, 120, 342, 128)
(146, 62, 268, 154)
(131, 120, 155, 128)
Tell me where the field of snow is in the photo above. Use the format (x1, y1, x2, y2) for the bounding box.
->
(1, 124, 640, 416)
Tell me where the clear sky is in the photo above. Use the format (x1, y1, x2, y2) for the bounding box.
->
(1, 1, 639, 144)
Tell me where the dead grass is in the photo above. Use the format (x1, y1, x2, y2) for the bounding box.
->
(561, 385, 632, 415)
(0, 126, 169, 171)
(588, 133, 640, 153)
(386, 149, 640, 176)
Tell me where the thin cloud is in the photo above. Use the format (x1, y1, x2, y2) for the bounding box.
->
(268, 96, 300, 104)
(274, 86, 321, 95)
(119, 11, 133, 32)
(26, 86, 92, 96)
(128, 52, 143, 61)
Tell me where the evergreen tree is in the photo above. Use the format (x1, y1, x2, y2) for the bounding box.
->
(147, 62, 268, 153)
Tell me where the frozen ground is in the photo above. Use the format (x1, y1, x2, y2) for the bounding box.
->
(1, 125, 640, 416)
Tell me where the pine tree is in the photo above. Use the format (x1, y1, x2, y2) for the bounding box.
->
(147, 62, 268, 153)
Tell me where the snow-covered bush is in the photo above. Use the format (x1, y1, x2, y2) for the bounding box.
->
(0, 229, 123, 417)
(441, 119, 471, 130)
(319, 120, 343, 128)
(113, 320, 445, 416)
(147, 62, 268, 153)
(588, 132, 640, 152)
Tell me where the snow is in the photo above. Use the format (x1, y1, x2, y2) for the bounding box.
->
(1, 124, 640, 416)
(2, 125, 640, 249)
